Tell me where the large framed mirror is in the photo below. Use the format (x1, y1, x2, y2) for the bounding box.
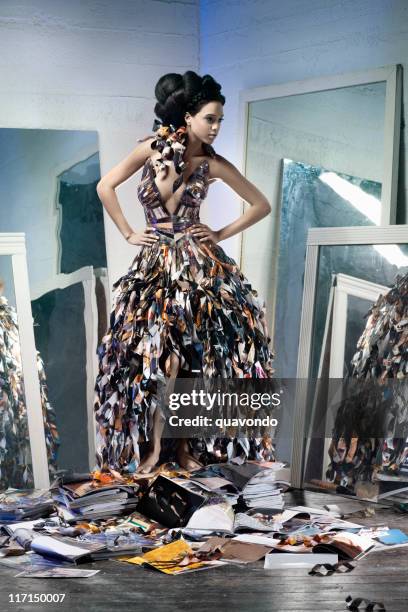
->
(0, 129, 107, 479)
(238, 65, 402, 476)
(292, 225, 408, 494)
(239, 65, 402, 381)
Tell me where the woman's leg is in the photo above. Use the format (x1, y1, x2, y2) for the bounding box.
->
(137, 352, 180, 474)
(137, 351, 203, 472)
(174, 357, 203, 470)
(176, 439, 203, 471)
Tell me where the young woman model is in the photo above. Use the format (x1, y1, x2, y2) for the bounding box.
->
(94, 71, 274, 474)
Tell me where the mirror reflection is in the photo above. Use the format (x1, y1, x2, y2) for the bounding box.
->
(276, 160, 381, 377)
(242, 81, 386, 377)
(0, 129, 106, 475)
(304, 243, 408, 500)
(0, 259, 36, 488)
(312, 244, 408, 378)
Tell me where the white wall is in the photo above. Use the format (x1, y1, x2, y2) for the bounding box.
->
(0, 0, 200, 289)
(200, 0, 408, 262)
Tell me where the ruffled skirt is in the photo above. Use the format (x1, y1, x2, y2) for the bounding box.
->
(94, 229, 274, 471)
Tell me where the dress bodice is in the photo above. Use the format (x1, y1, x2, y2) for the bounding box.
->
(137, 156, 210, 225)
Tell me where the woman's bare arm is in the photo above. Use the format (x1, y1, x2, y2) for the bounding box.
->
(96, 137, 156, 241)
(203, 154, 271, 243)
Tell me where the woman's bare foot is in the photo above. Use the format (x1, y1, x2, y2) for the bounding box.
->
(176, 441, 203, 471)
(137, 448, 161, 474)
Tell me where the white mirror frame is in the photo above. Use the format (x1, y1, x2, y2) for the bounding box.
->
(329, 273, 389, 379)
(0, 233, 50, 489)
(292, 225, 408, 488)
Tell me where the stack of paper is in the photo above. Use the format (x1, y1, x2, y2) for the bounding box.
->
(242, 468, 287, 510)
(54, 479, 140, 520)
(30, 535, 102, 563)
(0, 489, 54, 522)
(30, 532, 158, 564)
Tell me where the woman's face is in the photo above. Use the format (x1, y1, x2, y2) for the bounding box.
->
(186, 101, 224, 146)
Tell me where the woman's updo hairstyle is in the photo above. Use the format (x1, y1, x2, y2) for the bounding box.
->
(154, 70, 225, 129)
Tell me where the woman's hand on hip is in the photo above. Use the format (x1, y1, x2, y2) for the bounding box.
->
(126, 227, 159, 246)
(190, 223, 220, 244)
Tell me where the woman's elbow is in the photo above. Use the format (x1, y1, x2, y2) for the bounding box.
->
(260, 199, 271, 217)
(96, 179, 105, 197)
(96, 178, 113, 198)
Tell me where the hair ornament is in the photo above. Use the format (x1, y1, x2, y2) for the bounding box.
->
(150, 120, 188, 178)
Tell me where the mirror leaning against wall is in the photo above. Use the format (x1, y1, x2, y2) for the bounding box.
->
(0, 130, 108, 489)
(239, 65, 402, 482)
(296, 227, 408, 502)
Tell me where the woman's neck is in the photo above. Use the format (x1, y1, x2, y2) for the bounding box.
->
(184, 133, 205, 159)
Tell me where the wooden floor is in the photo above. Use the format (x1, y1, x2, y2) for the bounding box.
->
(1, 489, 407, 612)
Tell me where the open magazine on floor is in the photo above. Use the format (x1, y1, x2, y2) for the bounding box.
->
(186, 503, 291, 534)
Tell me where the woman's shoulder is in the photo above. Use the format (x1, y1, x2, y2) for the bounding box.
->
(134, 135, 157, 163)
(137, 134, 156, 149)
(208, 152, 237, 179)
(212, 152, 229, 163)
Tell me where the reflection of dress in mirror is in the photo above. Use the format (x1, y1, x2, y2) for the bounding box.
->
(94, 71, 275, 474)
(0, 278, 60, 488)
(326, 272, 408, 493)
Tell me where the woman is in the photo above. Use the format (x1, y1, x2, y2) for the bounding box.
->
(94, 71, 274, 474)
